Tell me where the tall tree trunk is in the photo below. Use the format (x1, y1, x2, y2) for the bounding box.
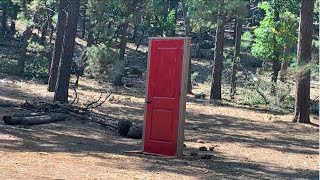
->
(48, 0, 68, 92)
(271, 0, 281, 84)
(279, 45, 291, 82)
(293, 0, 314, 123)
(210, 1, 226, 100)
(18, 27, 33, 74)
(230, 18, 242, 99)
(182, 0, 192, 94)
(54, 0, 80, 103)
(119, 19, 129, 60)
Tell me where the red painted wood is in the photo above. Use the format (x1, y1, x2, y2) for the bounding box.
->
(144, 39, 184, 156)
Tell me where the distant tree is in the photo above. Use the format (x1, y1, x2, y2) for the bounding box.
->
(210, 0, 226, 100)
(54, 0, 80, 103)
(48, 0, 68, 92)
(229, 0, 248, 99)
(293, 0, 315, 123)
(230, 18, 242, 99)
(252, 1, 298, 84)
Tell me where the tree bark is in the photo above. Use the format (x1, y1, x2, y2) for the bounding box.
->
(54, 0, 80, 103)
(230, 18, 242, 99)
(271, 0, 281, 84)
(210, 0, 226, 100)
(48, 0, 68, 92)
(271, 58, 281, 83)
(18, 27, 33, 74)
(293, 0, 314, 123)
(3, 113, 68, 126)
(182, 0, 192, 94)
(119, 19, 129, 60)
(40, 19, 48, 45)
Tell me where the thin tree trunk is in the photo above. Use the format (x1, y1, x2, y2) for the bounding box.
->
(41, 20, 48, 45)
(18, 27, 33, 74)
(271, 0, 281, 84)
(48, 0, 68, 92)
(210, 0, 226, 100)
(54, 0, 80, 103)
(271, 59, 281, 83)
(182, 0, 192, 94)
(87, 28, 94, 47)
(230, 18, 242, 99)
(293, 0, 314, 123)
(132, 24, 138, 41)
(135, 29, 144, 51)
(119, 19, 129, 60)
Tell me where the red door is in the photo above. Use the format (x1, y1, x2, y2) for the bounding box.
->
(143, 39, 184, 156)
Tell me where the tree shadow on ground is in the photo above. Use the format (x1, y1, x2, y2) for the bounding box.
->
(0, 97, 318, 179)
(0, 76, 318, 179)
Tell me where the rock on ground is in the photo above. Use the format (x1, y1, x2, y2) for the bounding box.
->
(117, 120, 132, 137)
(127, 123, 143, 139)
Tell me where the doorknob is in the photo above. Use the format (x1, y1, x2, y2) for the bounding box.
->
(147, 100, 152, 104)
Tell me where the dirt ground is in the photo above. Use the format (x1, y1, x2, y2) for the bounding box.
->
(0, 73, 319, 180)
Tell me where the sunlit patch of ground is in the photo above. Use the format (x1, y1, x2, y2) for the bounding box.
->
(0, 74, 318, 179)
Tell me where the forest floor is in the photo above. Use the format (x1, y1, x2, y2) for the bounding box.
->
(0, 72, 319, 180)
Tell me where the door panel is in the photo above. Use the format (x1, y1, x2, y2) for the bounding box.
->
(144, 39, 184, 156)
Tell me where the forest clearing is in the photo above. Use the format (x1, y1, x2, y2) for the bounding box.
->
(0, 0, 319, 179)
(0, 73, 318, 179)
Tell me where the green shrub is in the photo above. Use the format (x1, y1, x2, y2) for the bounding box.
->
(0, 59, 18, 75)
(24, 54, 49, 78)
(85, 44, 119, 80)
(241, 31, 253, 52)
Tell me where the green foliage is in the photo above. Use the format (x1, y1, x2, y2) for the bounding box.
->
(24, 54, 49, 78)
(0, 60, 17, 75)
(252, 1, 298, 62)
(241, 31, 253, 52)
(234, 72, 295, 113)
(85, 44, 119, 80)
(223, 58, 233, 69)
(149, 9, 176, 36)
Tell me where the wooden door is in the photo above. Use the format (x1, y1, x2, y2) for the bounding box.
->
(143, 39, 185, 156)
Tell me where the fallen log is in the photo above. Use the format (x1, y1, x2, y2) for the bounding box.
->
(3, 113, 69, 126)
(12, 112, 48, 117)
